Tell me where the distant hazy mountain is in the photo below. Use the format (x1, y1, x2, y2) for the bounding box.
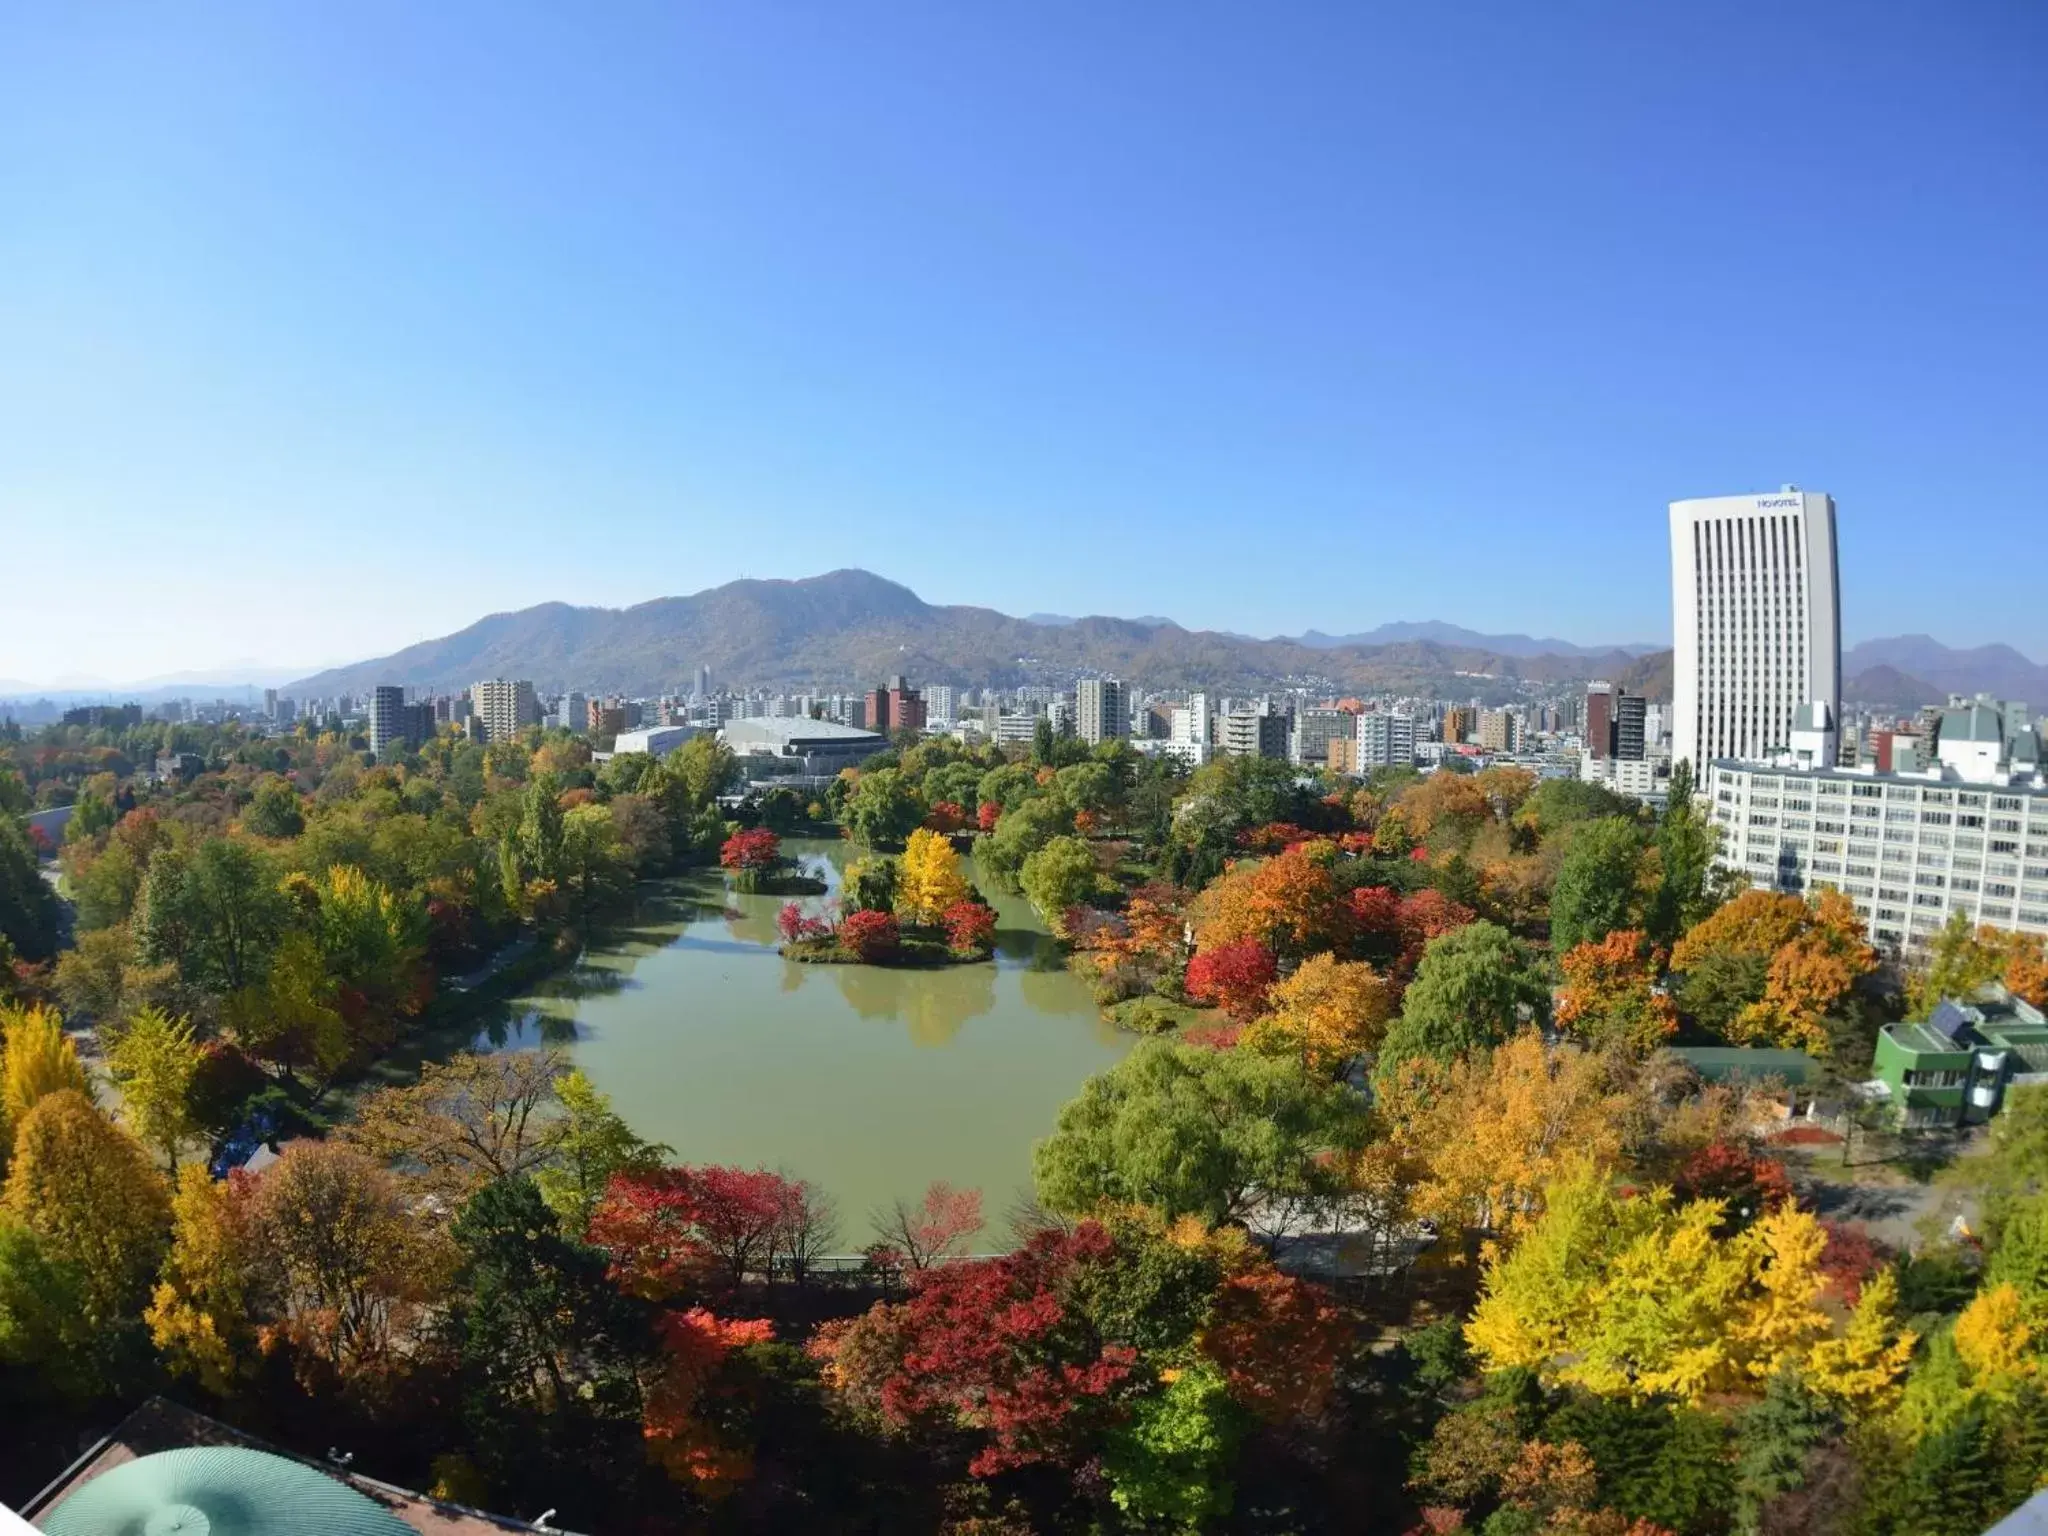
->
(287, 569, 1646, 700)
(0, 661, 332, 700)
(1026, 612, 1177, 628)
(1843, 636, 2048, 704)
(1294, 620, 1662, 659)
(1845, 664, 1945, 711)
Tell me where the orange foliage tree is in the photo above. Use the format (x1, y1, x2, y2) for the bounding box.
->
(1241, 954, 1395, 1072)
(642, 1307, 776, 1492)
(1553, 930, 1677, 1054)
(1671, 887, 1876, 1054)
(1190, 841, 1352, 960)
(1385, 1031, 1628, 1249)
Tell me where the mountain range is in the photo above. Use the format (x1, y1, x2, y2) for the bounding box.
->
(1841, 636, 2048, 706)
(285, 570, 1660, 702)
(243, 573, 2044, 715)
(1293, 621, 1663, 659)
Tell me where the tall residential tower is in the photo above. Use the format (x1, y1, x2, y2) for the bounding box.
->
(1074, 676, 1127, 745)
(1669, 488, 1840, 775)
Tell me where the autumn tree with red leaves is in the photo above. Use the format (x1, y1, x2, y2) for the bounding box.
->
(589, 1165, 815, 1294)
(1671, 1139, 1795, 1232)
(643, 1306, 776, 1493)
(1184, 941, 1278, 1022)
(840, 909, 901, 963)
(942, 901, 997, 956)
(1200, 1265, 1349, 1423)
(719, 828, 781, 873)
(925, 800, 967, 834)
(875, 1222, 1140, 1475)
(1350, 886, 1476, 981)
(976, 801, 1001, 833)
(870, 1181, 984, 1270)
(776, 901, 831, 945)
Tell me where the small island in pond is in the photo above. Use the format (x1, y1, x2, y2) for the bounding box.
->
(771, 829, 997, 966)
(717, 827, 827, 896)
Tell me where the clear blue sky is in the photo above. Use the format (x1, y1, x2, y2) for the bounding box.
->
(4, 3, 2044, 684)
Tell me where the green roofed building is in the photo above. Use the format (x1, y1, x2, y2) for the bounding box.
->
(40, 1447, 417, 1536)
(22, 1396, 580, 1534)
(1871, 983, 2048, 1129)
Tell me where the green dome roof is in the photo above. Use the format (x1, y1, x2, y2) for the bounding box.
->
(43, 1447, 416, 1536)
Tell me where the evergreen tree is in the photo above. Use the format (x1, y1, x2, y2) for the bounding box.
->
(1732, 1369, 1838, 1535)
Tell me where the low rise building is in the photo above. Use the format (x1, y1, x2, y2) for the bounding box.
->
(1871, 986, 2048, 1128)
(721, 717, 886, 776)
(609, 725, 708, 760)
(1292, 708, 1354, 767)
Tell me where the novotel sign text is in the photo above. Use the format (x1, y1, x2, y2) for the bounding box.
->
(1754, 496, 1801, 509)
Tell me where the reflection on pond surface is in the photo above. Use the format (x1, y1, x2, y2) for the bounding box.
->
(472, 840, 1133, 1223)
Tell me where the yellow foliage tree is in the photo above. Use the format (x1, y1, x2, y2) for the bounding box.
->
(147, 1163, 258, 1393)
(1670, 889, 1810, 973)
(1389, 1032, 1628, 1250)
(105, 1005, 204, 1171)
(1467, 1164, 1912, 1408)
(1953, 1282, 2038, 1396)
(1726, 1202, 1833, 1379)
(896, 828, 971, 926)
(2, 1002, 93, 1150)
(2, 1089, 169, 1325)
(1805, 1268, 1918, 1415)
(1569, 1196, 1754, 1401)
(1395, 772, 1493, 844)
(1241, 954, 1394, 1072)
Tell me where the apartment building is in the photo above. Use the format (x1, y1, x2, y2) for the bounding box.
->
(1355, 710, 1416, 770)
(1707, 695, 2048, 951)
(1075, 677, 1128, 744)
(1219, 709, 1289, 760)
(471, 679, 538, 743)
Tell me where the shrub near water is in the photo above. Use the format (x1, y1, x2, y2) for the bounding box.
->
(840, 910, 901, 963)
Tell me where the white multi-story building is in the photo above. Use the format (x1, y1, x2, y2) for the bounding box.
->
(1173, 693, 1212, 751)
(1356, 710, 1416, 769)
(1670, 488, 1840, 777)
(1075, 677, 1127, 744)
(1708, 696, 2048, 952)
(925, 685, 956, 725)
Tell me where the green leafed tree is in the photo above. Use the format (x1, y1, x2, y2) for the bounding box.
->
(1102, 1358, 1243, 1530)
(136, 838, 288, 998)
(1376, 920, 1546, 1077)
(0, 815, 61, 962)
(844, 768, 924, 850)
(1020, 835, 1101, 932)
(104, 1005, 204, 1171)
(1549, 816, 1648, 954)
(534, 1070, 669, 1235)
(1033, 1040, 1368, 1225)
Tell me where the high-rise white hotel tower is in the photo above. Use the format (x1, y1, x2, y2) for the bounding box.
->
(1669, 488, 1840, 775)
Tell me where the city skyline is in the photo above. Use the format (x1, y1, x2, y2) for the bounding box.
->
(6, 6, 2047, 681)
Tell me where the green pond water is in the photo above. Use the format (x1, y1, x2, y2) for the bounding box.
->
(472, 840, 1132, 1236)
